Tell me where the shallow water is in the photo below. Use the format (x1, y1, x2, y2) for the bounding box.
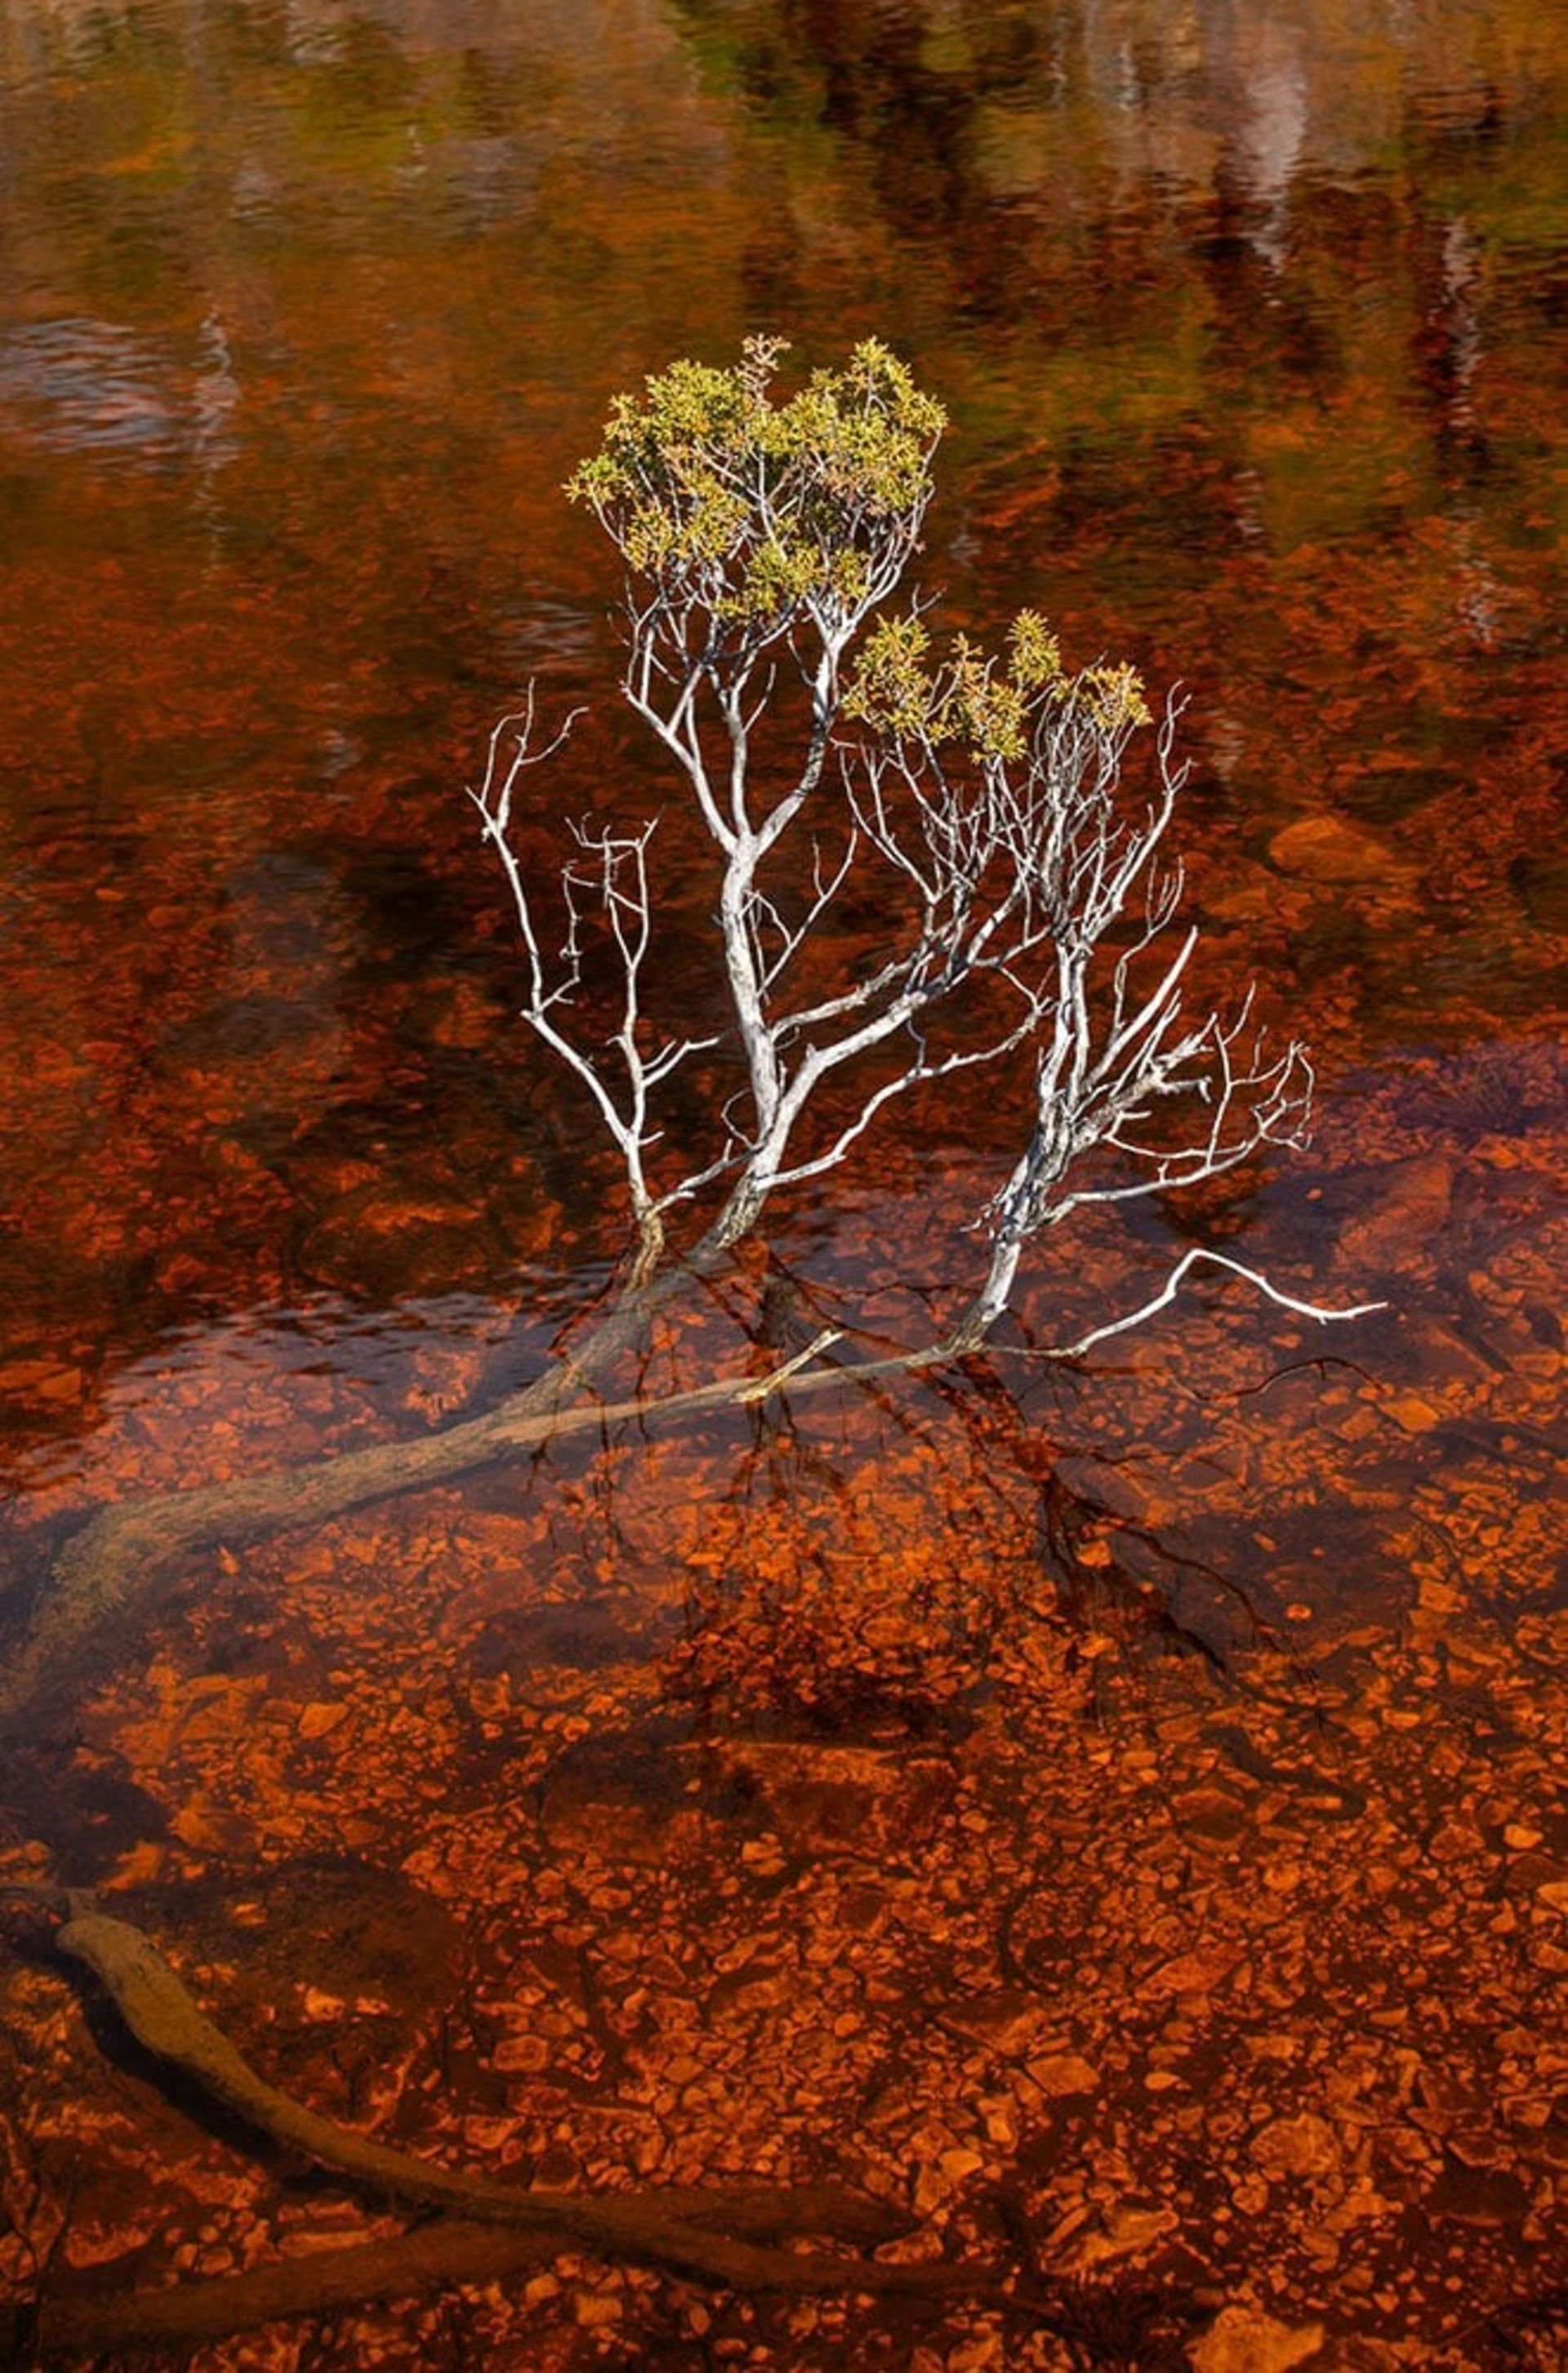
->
(0, 2, 1563, 2366)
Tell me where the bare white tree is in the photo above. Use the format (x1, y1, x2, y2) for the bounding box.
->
(4, 338, 1383, 1722)
(480, 337, 1370, 1359)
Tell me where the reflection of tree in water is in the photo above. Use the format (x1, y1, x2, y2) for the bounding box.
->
(674, 0, 1061, 319)
(670, 0, 1553, 258)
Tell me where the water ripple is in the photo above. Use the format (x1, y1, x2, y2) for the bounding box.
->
(0, 311, 237, 469)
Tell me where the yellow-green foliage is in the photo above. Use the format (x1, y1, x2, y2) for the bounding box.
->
(569, 336, 1150, 752)
(566, 336, 947, 633)
(845, 609, 1149, 764)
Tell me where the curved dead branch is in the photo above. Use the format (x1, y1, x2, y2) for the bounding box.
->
(2, 1887, 1058, 2360)
(47, 1902, 934, 2293)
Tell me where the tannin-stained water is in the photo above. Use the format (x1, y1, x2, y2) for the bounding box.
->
(0, 3, 1562, 2366)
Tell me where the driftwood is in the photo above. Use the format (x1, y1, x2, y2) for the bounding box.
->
(6, 1889, 1058, 2360)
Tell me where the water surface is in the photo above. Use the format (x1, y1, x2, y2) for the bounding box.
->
(0, 2, 1563, 2364)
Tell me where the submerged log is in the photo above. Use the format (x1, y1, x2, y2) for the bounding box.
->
(49, 1905, 942, 2293)
(36, 2222, 560, 2354)
(0, 1276, 933, 1732)
(2, 1891, 1053, 2360)
(0, 1274, 655, 1728)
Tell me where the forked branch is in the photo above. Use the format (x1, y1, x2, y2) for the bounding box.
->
(469, 700, 727, 1261)
(485, 345, 1351, 1358)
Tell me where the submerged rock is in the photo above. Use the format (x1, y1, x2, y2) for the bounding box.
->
(1268, 814, 1400, 884)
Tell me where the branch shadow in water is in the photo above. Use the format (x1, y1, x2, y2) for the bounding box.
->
(653, 1248, 1292, 1749)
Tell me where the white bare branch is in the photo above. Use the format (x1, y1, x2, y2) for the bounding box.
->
(467, 698, 719, 1241)
(470, 341, 1370, 1363)
(1027, 1248, 1388, 1362)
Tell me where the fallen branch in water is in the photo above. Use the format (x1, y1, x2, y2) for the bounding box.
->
(0, 1300, 878, 1729)
(6, 1888, 1067, 2360)
(32, 2222, 561, 2355)
(1, 1259, 1378, 1731)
